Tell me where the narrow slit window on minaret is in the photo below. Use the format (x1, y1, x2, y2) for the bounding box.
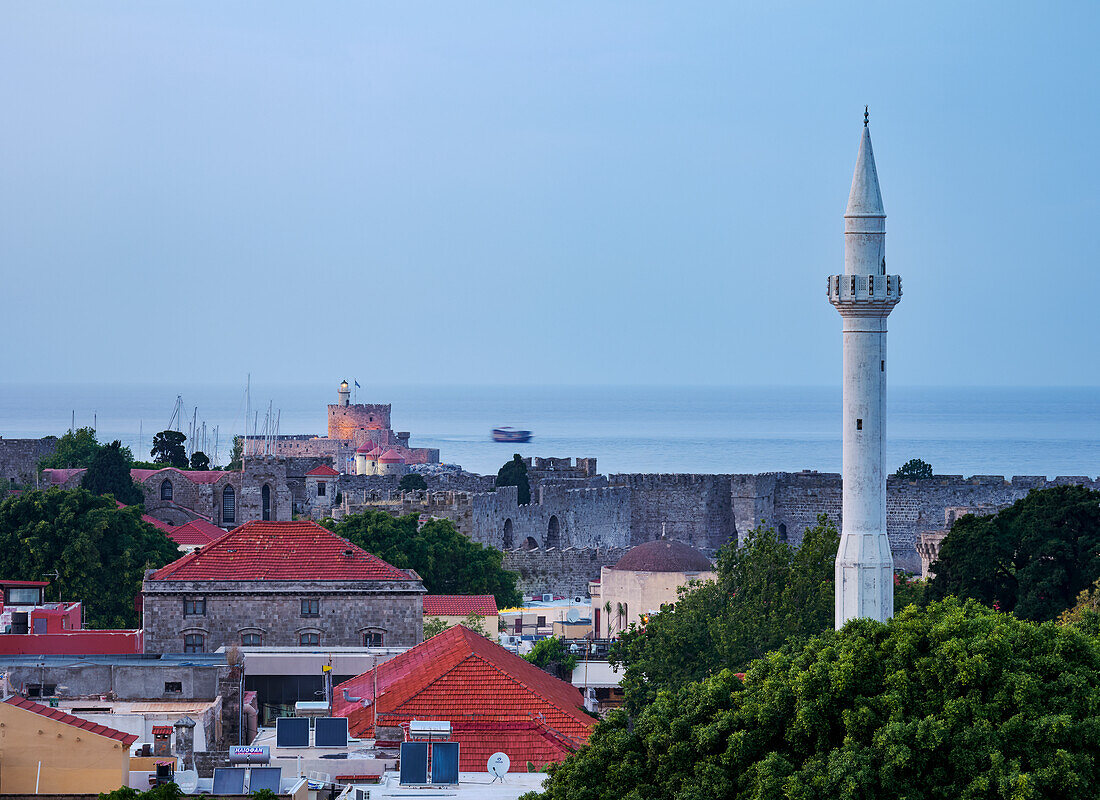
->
(881, 360, 885, 372)
(856, 419, 863, 431)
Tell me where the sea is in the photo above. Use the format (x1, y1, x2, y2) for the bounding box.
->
(1, 384, 1098, 479)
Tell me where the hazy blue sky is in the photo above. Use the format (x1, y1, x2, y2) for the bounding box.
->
(2, 2, 1097, 388)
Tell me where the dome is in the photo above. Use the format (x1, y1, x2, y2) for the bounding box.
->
(612, 539, 712, 573)
(379, 449, 405, 464)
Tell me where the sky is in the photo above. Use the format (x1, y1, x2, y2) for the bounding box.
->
(1, 2, 1097, 388)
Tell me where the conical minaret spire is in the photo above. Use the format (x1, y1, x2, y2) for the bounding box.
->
(827, 113, 902, 627)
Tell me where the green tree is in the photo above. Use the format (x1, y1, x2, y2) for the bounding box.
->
(327, 510, 521, 607)
(423, 616, 448, 639)
(495, 453, 531, 505)
(399, 472, 428, 491)
(225, 436, 244, 471)
(150, 430, 188, 469)
(189, 451, 210, 470)
(893, 457, 933, 479)
(524, 636, 578, 681)
(0, 489, 179, 628)
(893, 572, 929, 613)
(39, 427, 131, 470)
(527, 599, 1100, 800)
(81, 441, 144, 505)
(927, 485, 1100, 621)
(611, 516, 838, 714)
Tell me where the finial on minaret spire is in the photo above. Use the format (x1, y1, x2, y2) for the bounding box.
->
(864, 106, 869, 127)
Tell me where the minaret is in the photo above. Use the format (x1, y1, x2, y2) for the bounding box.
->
(828, 109, 902, 626)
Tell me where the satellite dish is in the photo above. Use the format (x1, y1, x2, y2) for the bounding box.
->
(566, 608, 580, 623)
(175, 771, 199, 793)
(487, 752, 510, 780)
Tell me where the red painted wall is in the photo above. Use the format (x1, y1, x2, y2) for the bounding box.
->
(0, 629, 143, 655)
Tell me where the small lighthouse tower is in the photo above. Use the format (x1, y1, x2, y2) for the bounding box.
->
(828, 110, 902, 626)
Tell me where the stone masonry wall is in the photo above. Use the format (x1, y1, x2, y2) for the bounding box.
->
(0, 437, 57, 487)
(142, 578, 424, 653)
(608, 474, 736, 551)
(502, 547, 628, 598)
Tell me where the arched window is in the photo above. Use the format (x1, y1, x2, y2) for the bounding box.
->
(299, 632, 320, 647)
(523, 536, 539, 551)
(160, 479, 173, 501)
(241, 632, 262, 646)
(503, 519, 514, 550)
(183, 633, 204, 653)
(778, 523, 788, 543)
(262, 484, 271, 521)
(222, 486, 235, 525)
(546, 515, 561, 549)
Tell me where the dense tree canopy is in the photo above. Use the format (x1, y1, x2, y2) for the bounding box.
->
(496, 453, 531, 505)
(39, 427, 133, 470)
(928, 485, 1100, 622)
(525, 636, 579, 681)
(189, 451, 210, 470)
(611, 517, 838, 714)
(326, 510, 521, 607)
(150, 430, 188, 469)
(894, 458, 934, 479)
(0, 489, 179, 628)
(81, 440, 144, 505)
(225, 436, 244, 471)
(399, 472, 428, 491)
(529, 599, 1100, 800)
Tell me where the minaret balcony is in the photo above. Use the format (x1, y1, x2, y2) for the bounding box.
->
(827, 273, 902, 315)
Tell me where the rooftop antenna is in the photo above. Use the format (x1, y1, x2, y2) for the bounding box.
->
(42, 569, 61, 603)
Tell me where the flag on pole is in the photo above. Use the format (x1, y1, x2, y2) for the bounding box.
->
(354, 380, 361, 388)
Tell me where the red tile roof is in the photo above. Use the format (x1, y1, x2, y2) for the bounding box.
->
(423, 595, 498, 617)
(113, 500, 176, 535)
(306, 465, 340, 477)
(333, 626, 594, 771)
(131, 468, 229, 485)
(4, 696, 139, 745)
(379, 449, 404, 464)
(148, 521, 412, 581)
(151, 725, 173, 736)
(169, 519, 225, 546)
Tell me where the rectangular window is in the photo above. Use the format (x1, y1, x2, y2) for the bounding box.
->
(184, 598, 206, 616)
(27, 684, 56, 698)
(881, 360, 885, 372)
(183, 634, 204, 653)
(317, 481, 326, 497)
(513, 618, 522, 634)
(856, 419, 863, 431)
(301, 598, 320, 617)
(241, 633, 262, 647)
(363, 631, 384, 647)
(164, 681, 183, 693)
(537, 616, 546, 627)
(7, 587, 41, 605)
(300, 632, 320, 647)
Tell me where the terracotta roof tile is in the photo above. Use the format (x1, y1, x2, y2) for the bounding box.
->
(423, 595, 498, 616)
(333, 626, 594, 770)
(4, 696, 138, 745)
(151, 725, 173, 735)
(306, 465, 340, 477)
(147, 521, 411, 581)
(379, 449, 404, 464)
(169, 519, 225, 546)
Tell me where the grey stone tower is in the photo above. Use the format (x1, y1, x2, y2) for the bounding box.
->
(827, 112, 902, 626)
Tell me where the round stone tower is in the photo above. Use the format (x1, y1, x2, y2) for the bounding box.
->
(827, 112, 902, 627)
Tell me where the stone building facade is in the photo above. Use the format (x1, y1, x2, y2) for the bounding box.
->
(142, 521, 424, 653)
(42, 458, 293, 529)
(0, 436, 57, 489)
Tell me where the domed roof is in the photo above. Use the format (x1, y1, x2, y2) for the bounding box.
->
(612, 539, 712, 573)
(379, 449, 405, 464)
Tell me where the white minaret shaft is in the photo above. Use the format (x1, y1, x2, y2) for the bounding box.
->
(828, 114, 902, 626)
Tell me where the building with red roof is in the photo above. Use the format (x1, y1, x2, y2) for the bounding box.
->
(43, 459, 293, 531)
(333, 625, 595, 771)
(142, 520, 424, 654)
(423, 595, 499, 637)
(0, 695, 136, 792)
(0, 579, 143, 655)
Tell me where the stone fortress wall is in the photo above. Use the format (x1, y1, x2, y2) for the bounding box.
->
(327, 460, 1100, 582)
(0, 436, 58, 488)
